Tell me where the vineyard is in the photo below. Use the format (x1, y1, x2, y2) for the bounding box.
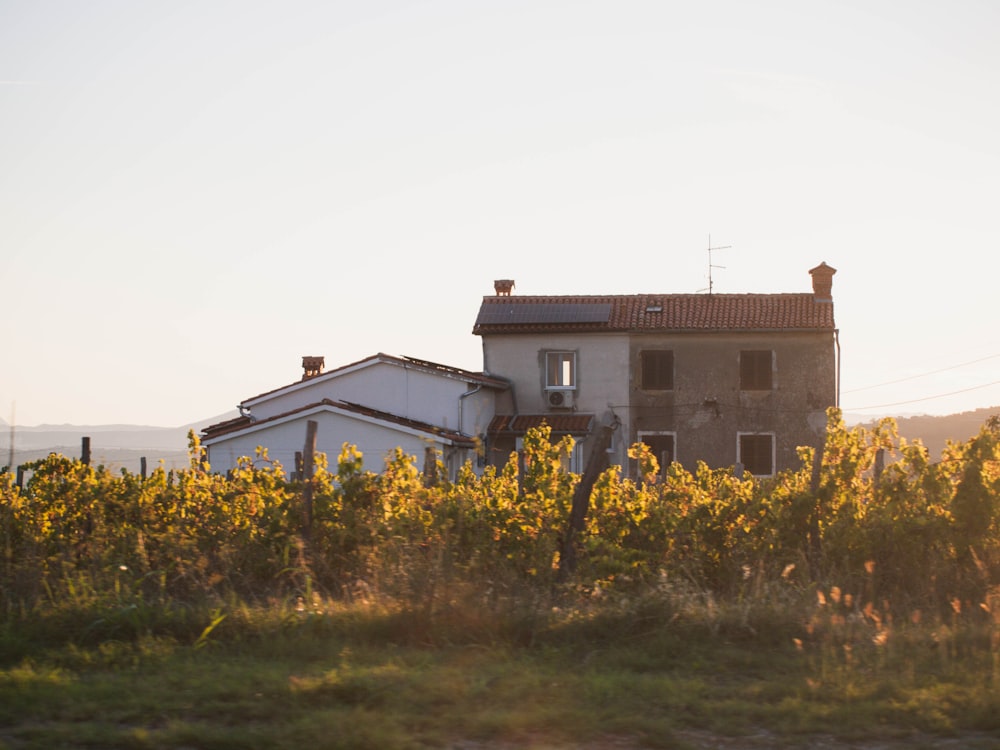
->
(4, 407, 1000, 746)
(3, 407, 1000, 646)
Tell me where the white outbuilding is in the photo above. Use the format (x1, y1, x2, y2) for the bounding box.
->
(201, 353, 508, 477)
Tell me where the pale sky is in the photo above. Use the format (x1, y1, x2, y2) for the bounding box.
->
(3, 0, 999, 427)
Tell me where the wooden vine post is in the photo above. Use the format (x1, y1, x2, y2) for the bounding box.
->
(301, 420, 318, 543)
(557, 416, 619, 582)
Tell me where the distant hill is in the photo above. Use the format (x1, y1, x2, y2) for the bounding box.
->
(851, 406, 1000, 461)
(0, 412, 239, 474)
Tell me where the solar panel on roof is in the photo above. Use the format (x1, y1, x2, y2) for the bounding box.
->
(476, 302, 612, 326)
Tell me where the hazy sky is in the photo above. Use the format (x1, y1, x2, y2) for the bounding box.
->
(3, 0, 999, 427)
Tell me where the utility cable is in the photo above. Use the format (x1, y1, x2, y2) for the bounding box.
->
(842, 379, 1000, 412)
(842, 352, 1000, 394)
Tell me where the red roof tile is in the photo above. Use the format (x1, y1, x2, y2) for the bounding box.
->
(473, 293, 834, 335)
(488, 413, 595, 435)
(201, 415, 252, 439)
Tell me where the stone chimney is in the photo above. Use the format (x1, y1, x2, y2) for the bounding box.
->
(809, 262, 837, 300)
(302, 356, 325, 380)
(494, 279, 515, 296)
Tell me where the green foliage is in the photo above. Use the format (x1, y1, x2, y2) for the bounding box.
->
(6, 414, 1000, 748)
(3, 410, 1000, 638)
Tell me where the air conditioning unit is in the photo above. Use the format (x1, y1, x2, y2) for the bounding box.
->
(546, 389, 575, 410)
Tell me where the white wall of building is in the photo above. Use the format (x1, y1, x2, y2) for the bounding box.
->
(244, 359, 495, 438)
(204, 406, 472, 476)
(482, 332, 630, 418)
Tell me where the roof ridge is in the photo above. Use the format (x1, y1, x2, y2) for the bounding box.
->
(474, 293, 835, 334)
(481, 291, 815, 299)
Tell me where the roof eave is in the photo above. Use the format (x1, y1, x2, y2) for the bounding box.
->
(203, 399, 475, 449)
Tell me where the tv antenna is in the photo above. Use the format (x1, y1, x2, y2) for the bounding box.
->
(704, 234, 731, 294)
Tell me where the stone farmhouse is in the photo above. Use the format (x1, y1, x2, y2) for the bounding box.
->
(202, 263, 838, 478)
(476, 263, 838, 477)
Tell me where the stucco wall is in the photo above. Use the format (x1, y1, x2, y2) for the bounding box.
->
(204, 408, 472, 476)
(628, 330, 836, 474)
(483, 332, 630, 466)
(245, 360, 495, 437)
(483, 332, 629, 416)
(481, 328, 835, 476)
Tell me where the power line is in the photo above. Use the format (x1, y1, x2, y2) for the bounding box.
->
(842, 379, 1000, 412)
(842, 352, 1000, 394)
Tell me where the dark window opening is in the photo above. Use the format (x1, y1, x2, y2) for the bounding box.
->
(641, 434, 675, 475)
(641, 350, 674, 390)
(739, 434, 774, 476)
(740, 350, 773, 390)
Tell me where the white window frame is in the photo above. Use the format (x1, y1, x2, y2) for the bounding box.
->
(545, 350, 577, 390)
(569, 439, 584, 474)
(737, 432, 776, 477)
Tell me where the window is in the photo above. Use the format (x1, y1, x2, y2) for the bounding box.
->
(640, 350, 674, 390)
(546, 351, 576, 389)
(739, 433, 774, 476)
(639, 432, 675, 476)
(569, 440, 584, 473)
(740, 350, 773, 390)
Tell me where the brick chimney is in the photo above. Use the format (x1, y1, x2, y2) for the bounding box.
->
(494, 279, 515, 296)
(302, 356, 325, 380)
(809, 262, 836, 300)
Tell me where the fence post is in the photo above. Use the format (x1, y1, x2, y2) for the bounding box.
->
(140, 456, 147, 479)
(558, 416, 619, 582)
(81, 436, 91, 466)
(302, 421, 318, 541)
(422, 445, 438, 487)
(874, 448, 885, 485)
(808, 441, 825, 582)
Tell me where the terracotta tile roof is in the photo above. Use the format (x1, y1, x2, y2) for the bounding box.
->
(202, 399, 475, 448)
(473, 293, 835, 335)
(201, 415, 252, 440)
(487, 413, 595, 435)
(396, 355, 509, 388)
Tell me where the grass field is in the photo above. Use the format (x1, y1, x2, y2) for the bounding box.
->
(3, 592, 1000, 750)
